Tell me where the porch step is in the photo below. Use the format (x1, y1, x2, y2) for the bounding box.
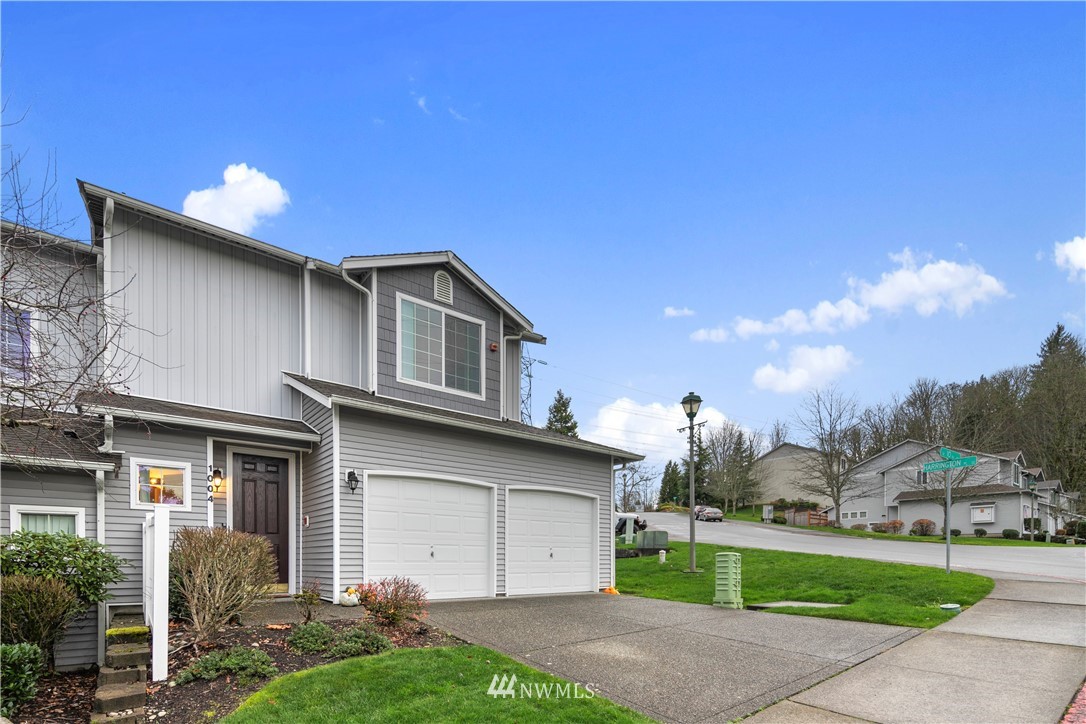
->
(106, 624, 150, 646)
(98, 665, 147, 686)
(90, 706, 145, 724)
(94, 683, 147, 713)
(106, 643, 151, 669)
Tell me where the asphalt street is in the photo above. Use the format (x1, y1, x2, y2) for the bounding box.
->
(642, 512, 1086, 583)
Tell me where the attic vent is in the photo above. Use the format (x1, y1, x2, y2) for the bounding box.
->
(434, 270, 453, 305)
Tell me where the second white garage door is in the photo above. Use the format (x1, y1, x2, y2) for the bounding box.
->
(366, 476, 493, 600)
(506, 489, 596, 595)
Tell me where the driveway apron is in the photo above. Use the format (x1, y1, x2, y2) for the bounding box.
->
(429, 593, 919, 723)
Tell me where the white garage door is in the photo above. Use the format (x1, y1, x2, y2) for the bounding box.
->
(507, 489, 596, 595)
(366, 476, 493, 600)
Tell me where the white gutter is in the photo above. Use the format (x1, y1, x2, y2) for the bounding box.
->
(79, 405, 322, 444)
(1, 454, 116, 472)
(340, 268, 376, 392)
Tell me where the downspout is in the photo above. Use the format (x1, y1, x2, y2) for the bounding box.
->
(340, 268, 375, 392)
(101, 198, 115, 384)
(303, 261, 315, 378)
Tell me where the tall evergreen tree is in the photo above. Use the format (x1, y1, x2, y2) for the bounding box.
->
(658, 460, 683, 507)
(544, 389, 579, 438)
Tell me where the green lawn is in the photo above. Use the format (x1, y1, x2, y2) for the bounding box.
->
(722, 507, 763, 523)
(616, 541, 993, 628)
(800, 526, 1070, 547)
(223, 645, 650, 723)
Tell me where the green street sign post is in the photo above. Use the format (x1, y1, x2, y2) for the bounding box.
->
(922, 450, 978, 574)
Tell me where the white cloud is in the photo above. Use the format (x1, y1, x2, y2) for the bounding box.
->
(733, 248, 1006, 339)
(449, 107, 469, 122)
(1054, 236, 1086, 282)
(182, 164, 290, 235)
(416, 96, 431, 115)
(690, 326, 729, 343)
(586, 397, 730, 468)
(734, 299, 868, 338)
(850, 247, 1007, 316)
(765, 339, 779, 352)
(664, 306, 695, 318)
(752, 345, 857, 394)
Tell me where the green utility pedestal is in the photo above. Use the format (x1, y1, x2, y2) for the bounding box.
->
(713, 552, 743, 609)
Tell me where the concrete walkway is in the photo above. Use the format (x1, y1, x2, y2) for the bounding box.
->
(429, 593, 919, 723)
(748, 579, 1086, 724)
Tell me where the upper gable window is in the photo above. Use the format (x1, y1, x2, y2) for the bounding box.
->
(1, 307, 33, 380)
(434, 270, 453, 305)
(398, 294, 483, 397)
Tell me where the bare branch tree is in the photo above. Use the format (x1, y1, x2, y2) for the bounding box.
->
(704, 422, 766, 514)
(791, 385, 878, 524)
(615, 462, 658, 512)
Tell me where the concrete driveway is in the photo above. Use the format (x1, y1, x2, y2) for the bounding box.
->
(429, 593, 918, 722)
(644, 512, 1086, 583)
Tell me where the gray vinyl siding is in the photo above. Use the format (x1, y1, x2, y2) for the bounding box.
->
(337, 406, 614, 594)
(502, 337, 522, 421)
(105, 424, 212, 605)
(1, 468, 99, 669)
(311, 270, 364, 388)
(898, 494, 1025, 534)
(300, 399, 335, 600)
(375, 265, 502, 418)
(109, 208, 302, 418)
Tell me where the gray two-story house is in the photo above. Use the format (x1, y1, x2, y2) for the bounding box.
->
(1, 181, 641, 669)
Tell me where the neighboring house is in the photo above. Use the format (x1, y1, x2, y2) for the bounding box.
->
(0, 182, 642, 669)
(830, 441, 1079, 534)
(750, 443, 833, 509)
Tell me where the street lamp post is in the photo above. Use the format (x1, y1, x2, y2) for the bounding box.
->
(680, 392, 703, 574)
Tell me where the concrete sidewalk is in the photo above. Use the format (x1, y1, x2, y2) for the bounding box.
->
(429, 593, 919, 722)
(748, 579, 1086, 724)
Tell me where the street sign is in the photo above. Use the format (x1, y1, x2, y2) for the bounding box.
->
(923, 456, 978, 473)
(939, 447, 962, 460)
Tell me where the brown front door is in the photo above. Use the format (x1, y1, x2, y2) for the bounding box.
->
(233, 453, 289, 584)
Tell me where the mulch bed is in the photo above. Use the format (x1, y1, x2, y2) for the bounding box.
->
(14, 669, 97, 723)
(145, 616, 456, 723)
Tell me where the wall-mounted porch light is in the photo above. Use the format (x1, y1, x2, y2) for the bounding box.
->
(345, 469, 360, 493)
(207, 467, 224, 492)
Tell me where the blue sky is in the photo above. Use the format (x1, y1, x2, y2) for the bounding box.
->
(3, 2, 1084, 470)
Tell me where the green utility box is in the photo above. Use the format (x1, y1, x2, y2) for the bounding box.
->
(713, 552, 743, 609)
(635, 530, 668, 552)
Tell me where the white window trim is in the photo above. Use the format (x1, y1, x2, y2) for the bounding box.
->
(970, 503, 996, 524)
(130, 457, 193, 512)
(10, 504, 86, 537)
(395, 292, 486, 401)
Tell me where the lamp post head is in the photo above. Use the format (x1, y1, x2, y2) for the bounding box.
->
(681, 392, 702, 421)
(1028, 480, 1037, 492)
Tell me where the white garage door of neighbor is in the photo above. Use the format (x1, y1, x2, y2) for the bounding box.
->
(366, 477, 492, 600)
(507, 489, 596, 595)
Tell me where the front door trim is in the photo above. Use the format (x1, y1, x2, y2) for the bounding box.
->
(226, 445, 298, 594)
(362, 470, 497, 598)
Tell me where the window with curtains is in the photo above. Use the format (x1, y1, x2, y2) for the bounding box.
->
(10, 505, 85, 536)
(130, 458, 192, 511)
(1, 307, 33, 379)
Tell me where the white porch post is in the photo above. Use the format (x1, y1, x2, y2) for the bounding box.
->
(151, 506, 170, 681)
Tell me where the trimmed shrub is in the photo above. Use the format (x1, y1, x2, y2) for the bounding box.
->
(0, 575, 84, 668)
(287, 621, 336, 654)
(1056, 528, 1067, 537)
(657, 503, 689, 513)
(0, 642, 44, 718)
(771, 514, 786, 525)
(1052, 536, 1068, 544)
(356, 576, 428, 625)
(949, 529, 961, 537)
(884, 520, 905, 535)
(175, 646, 277, 686)
(869, 523, 886, 533)
(910, 519, 937, 536)
(1023, 517, 1041, 533)
(170, 527, 277, 645)
(974, 528, 988, 538)
(325, 625, 392, 659)
(293, 579, 322, 624)
(1076, 521, 1086, 539)
(0, 531, 125, 606)
(850, 524, 868, 530)
(1002, 529, 1020, 540)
